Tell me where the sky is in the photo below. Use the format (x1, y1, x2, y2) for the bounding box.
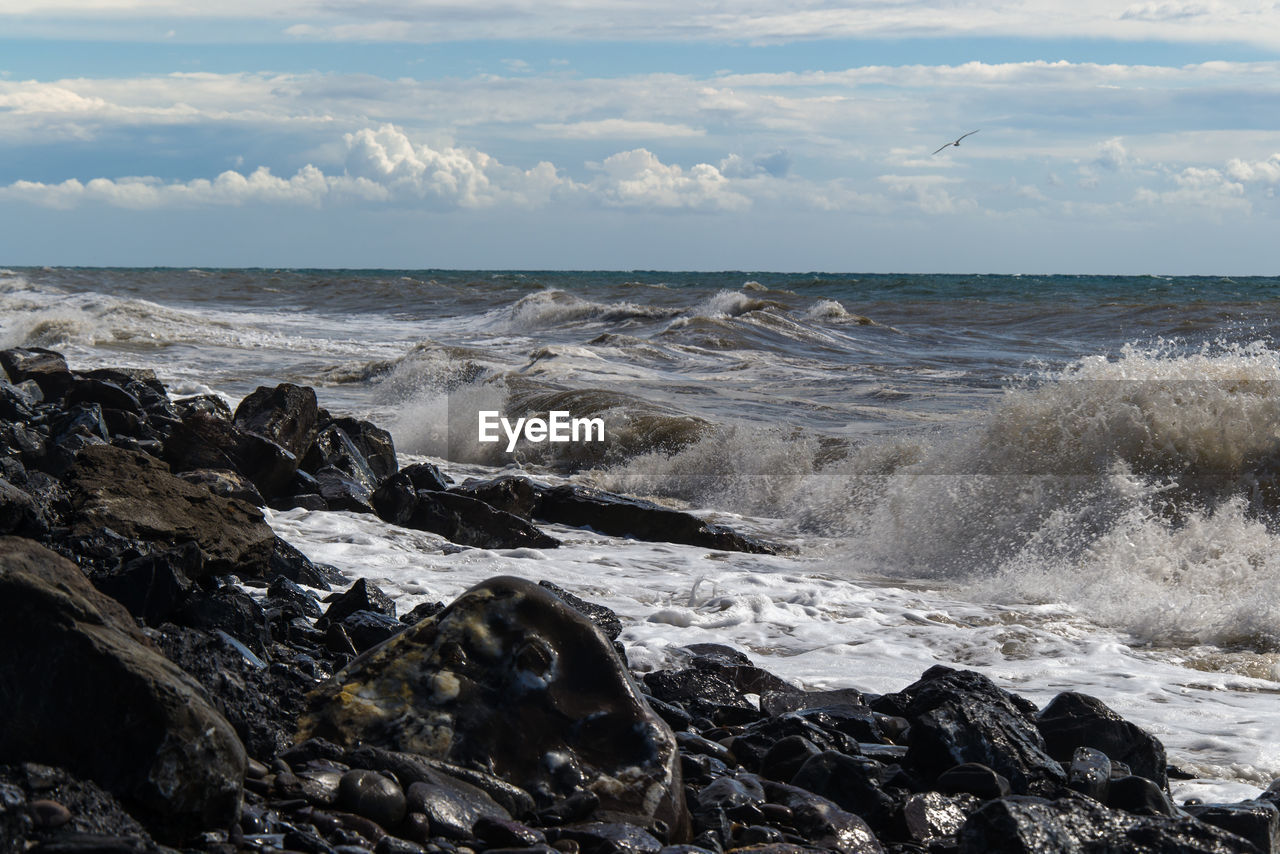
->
(2, 1, 1280, 273)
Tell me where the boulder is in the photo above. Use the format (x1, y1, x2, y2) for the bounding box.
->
(0, 348, 72, 398)
(1183, 801, 1280, 854)
(299, 576, 690, 840)
(325, 416, 398, 481)
(373, 478, 560, 550)
(65, 444, 276, 578)
(881, 666, 1066, 797)
(1036, 691, 1169, 790)
(233, 383, 320, 458)
(0, 537, 245, 841)
(163, 412, 300, 499)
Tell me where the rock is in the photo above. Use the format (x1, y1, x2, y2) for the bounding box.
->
(0, 763, 157, 852)
(299, 576, 690, 840)
(268, 575, 324, 618)
(174, 587, 271, 655)
(0, 538, 245, 841)
(324, 577, 397, 624)
(883, 666, 1066, 797)
(643, 667, 756, 723)
(65, 443, 276, 578)
(233, 383, 321, 458)
(1068, 747, 1112, 802)
(1183, 801, 1280, 854)
(788, 752, 898, 830)
(372, 480, 561, 550)
(936, 763, 1012, 801)
(317, 466, 378, 514)
(1106, 775, 1179, 817)
(90, 542, 199, 624)
(760, 690, 866, 717)
(321, 417, 398, 482)
(902, 791, 979, 846)
(761, 781, 885, 854)
(1036, 691, 1169, 790)
(0, 379, 37, 421)
(534, 484, 780, 554)
(957, 792, 1258, 853)
(550, 822, 663, 854)
(0, 478, 48, 537)
(0, 348, 72, 398)
(340, 610, 408, 652)
(538, 581, 622, 641)
(342, 746, 537, 819)
(163, 412, 300, 500)
(339, 770, 408, 830)
(406, 776, 511, 840)
(451, 475, 539, 519)
(269, 536, 345, 591)
(175, 468, 266, 506)
(64, 378, 143, 415)
(173, 394, 234, 421)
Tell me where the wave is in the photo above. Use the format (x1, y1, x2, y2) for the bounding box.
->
(506, 289, 681, 330)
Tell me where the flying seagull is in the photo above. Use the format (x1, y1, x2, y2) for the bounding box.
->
(932, 129, 980, 156)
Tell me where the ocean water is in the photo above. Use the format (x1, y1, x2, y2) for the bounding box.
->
(5, 266, 1280, 802)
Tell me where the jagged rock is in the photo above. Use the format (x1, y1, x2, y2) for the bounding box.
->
(173, 393, 234, 421)
(760, 689, 866, 717)
(0, 379, 37, 421)
(372, 479, 560, 550)
(788, 752, 898, 830)
(451, 475, 540, 518)
(1, 348, 72, 398)
(0, 478, 48, 537)
(761, 780, 885, 854)
(538, 581, 622, 640)
(880, 666, 1066, 797)
(299, 576, 690, 840)
(957, 792, 1258, 853)
(1068, 747, 1112, 802)
(233, 383, 320, 458)
(64, 378, 143, 415)
(90, 543, 199, 625)
(1036, 691, 1169, 790)
(902, 791, 980, 846)
(0, 538, 245, 841)
(1184, 801, 1280, 854)
(175, 468, 265, 506)
(65, 443, 276, 578)
(163, 412, 299, 500)
(937, 762, 1012, 801)
(1106, 774, 1179, 817)
(324, 416, 398, 481)
(323, 577, 396, 625)
(534, 484, 780, 554)
(303, 425, 379, 487)
(173, 586, 271, 655)
(340, 610, 408, 652)
(644, 665, 757, 724)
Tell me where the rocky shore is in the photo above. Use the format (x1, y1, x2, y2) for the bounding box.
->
(2, 345, 1279, 854)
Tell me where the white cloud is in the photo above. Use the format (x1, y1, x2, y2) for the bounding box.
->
(534, 119, 705, 139)
(1095, 137, 1131, 170)
(590, 149, 749, 211)
(1226, 153, 1280, 184)
(1134, 165, 1250, 214)
(877, 174, 978, 215)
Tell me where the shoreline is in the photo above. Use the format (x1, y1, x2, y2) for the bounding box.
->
(2, 345, 1277, 853)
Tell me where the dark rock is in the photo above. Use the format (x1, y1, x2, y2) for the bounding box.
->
(176, 468, 266, 505)
(760, 736, 823, 783)
(1036, 691, 1169, 790)
(696, 772, 766, 813)
(1, 348, 72, 398)
(341, 610, 408, 652)
(300, 576, 690, 840)
(1106, 775, 1179, 817)
(0, 478, 49, 537)
(398, 462, 452, 491)
(173, 393, 234, 421)
(760, 689, 866, 717)
(310, 418, 398, 484)
(164, 412, 300, 499)
(269, 575, 324, 618)
(936, 763, 1012, 801)
(534, 484, 780, 554)
(1067, 746, 1111, 802)
(901, 791, 979, 846)
(339, 770, 408, 830)
(342, 746, 537, 819)
(957, 791, 1257, 853)
(324, 577, 397, 624)
(0, 764, 160, 853)
(234, 383, 321, 458)
(269, 537, 345, 591)
(727, 715, 858, 773)
(1183, 801, 1280, 854)
(373, 480, 561, 549)
(475, 815, 547, 848)
(406, 776, 511, 840)
(550, 822, 663, 854)
(65, 378, 142, 415)
(884, 666, 1065, 796)
(66, 443, 276, 578)
(643, 667, 755, 722)
(400, 600, 445, 625)
(0, 420, 46, 466)
(761, 781, 885, 853)
(539, 581, 622, 640)
(451, 475, 539, 518)
(90, 542, 199, 624)
(0, 538, 245, 841)
(788, 752, 897, 829)
(173, 587, 271, 655)
(0, 379, 37, 421)
(53, 403, 110, 443)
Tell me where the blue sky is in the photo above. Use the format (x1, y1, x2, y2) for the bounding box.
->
(2, 1, 1279, 273)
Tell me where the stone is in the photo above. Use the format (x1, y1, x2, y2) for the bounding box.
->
(65, 443, 276, 578)
(550, 822, 663, 854)
(372, 482, 561, 550)
(1183, 801, 1280, 854)
(0, 379, 37, 421)
(234, 383, 321, 458)
(269, 537, 346, 591)
(884, 666, 1066, 797)
(176, 468, 266, 506)
(533, 484, 780, 554)
(450, 475, 539, 519)
(324, 577, 397, 624)
(299, 576, 690, 840)
(788, 752, 898, 830)
(0, 347, 72, 398)
(0, 538, 245, 841)
(406, 777, 511, 840)
(317, 466, 378, 514)
(761, 781, 884, 854)
(341, 610, 409, 652)
(163, 412, 300, 500)
(1068, 746, 1112, 802)
(90, 542, 199, 625)
(760, 690, 866, 717)
(64, 378, 143, 415)
(1106, 775, 1178, 817)
(339, 770, 408, 830)
(174, 587, 271, 654)
(936, 763, 1012, 801)
(342, 746, 537, 820)
(321, 417, 399, 482)
(957, 792, 1257, 854)
(902, 792, 979, 845)
(0, 478, 48, 537)
(173, 393, 234, 421)
(538, 581, 622, 641)
(1036, 691, 1169, 790)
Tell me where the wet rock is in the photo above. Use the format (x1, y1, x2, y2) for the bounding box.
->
(450, 474, 539, 518)
(317, 417, 398, 482)
(643, 667, 756, 723)
(176, 467, 266, 505)
(234, 383, 321, 458)
(1, 348, 72, 398)
(534, 484, 780, 554)
(957, 792, 1255, 854)
(1067, 746, 1111, 802)
(343, 746, 537, 819)
(90, 542, 199, 624)
(1036, 691, 1169, 790)
(270, 536, 346, 591)
(0, 763, 158, 852)
(760, 690, 866, 717)
(882, 666, 1065, 797)
(317, 467, 378, 514)
(727, 715, 858, 773)
(0, 538, 245, 841)
(324, 577, 397, 624)
(373, 479, 561, 550)
(788, 752, 898, 830)
(339, 770, 408, 830)
(1183, 801, 1280, 854)
(66, 443, 276, 577)
(696, 772, 767, 813)
(300, 576, 690, 840)
(902, 791, 979, 846)
(341, 610, 409, 652)
(550, 821, 663, 854)
(1106, 775, 1179, 817)
(64, 378, 142, 415)
(173, 586, 271, 655)
(539, 581, 622, 641)
(163, 412, 300, 500)
(936, 763, 1012, 801)
(761, 781, 884, 854)
(173, 393, 234, 421)
(0, 478, 49, 537)
(406, 776, 511, 840)
(475, 815, 547, 848)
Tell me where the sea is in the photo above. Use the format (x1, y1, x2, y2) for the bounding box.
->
(4, 266, 1280, 802)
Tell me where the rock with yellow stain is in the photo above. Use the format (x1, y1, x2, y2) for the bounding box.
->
(298, 575, 689, 840)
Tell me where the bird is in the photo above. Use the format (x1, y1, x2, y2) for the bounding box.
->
(932, 130, 980, 156)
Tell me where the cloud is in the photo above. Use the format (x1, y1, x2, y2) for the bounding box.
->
(590, 148, 749, 211)
(877, 174, 977, 215)
(719, 150, 792, 178)
(534, 119, 705, 139)
(1095, 137, 1131, 170)
(1226, 153, 1280, 184)
(1134, 165, 1250, 215)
